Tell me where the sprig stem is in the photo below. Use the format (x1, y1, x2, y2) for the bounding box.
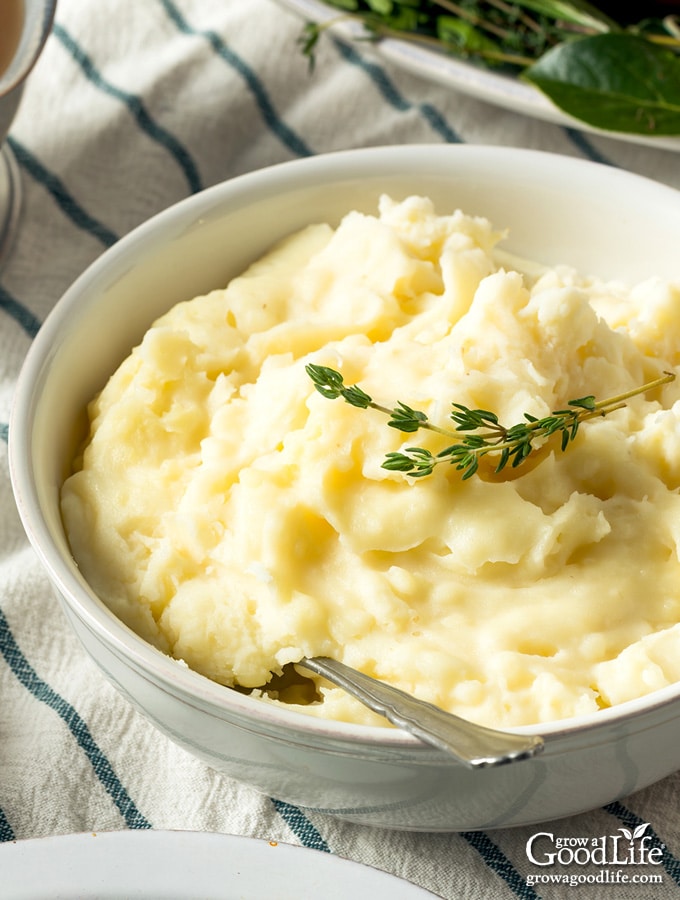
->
(305, 364, 676, 480)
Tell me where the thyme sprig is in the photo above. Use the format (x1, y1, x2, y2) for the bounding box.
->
(306, 364, 675, 480)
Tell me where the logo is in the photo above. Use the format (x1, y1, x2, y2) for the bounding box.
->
(525, 823, 665, 889)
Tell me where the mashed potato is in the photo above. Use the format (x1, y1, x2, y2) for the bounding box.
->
(60, 195, 680, 728)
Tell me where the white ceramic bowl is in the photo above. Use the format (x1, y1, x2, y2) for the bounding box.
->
(9, 145, 680, 831)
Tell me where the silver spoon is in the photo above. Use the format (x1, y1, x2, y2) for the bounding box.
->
(299, 656, 544, 768)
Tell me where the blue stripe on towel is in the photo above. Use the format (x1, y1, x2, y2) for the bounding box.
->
(52, 22, 203, 195)
(0, 423, 7, 444)
(0, 805, 15, 842)
(604, 800, 680, 885)
(159, 0, 314, 159)
(563, 128, 615, 166)
(332, 31, 617, 167)
(271, 799, 331, 852)
(331, 39, 462, 144)
(7, 137, 119, 249)
(462, 831, 540, 899)
(272, 796, 536, 900)
(0, 607, 152, 830)
(0, 283, 41, 338)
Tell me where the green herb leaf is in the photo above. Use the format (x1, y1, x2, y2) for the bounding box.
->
(436, 15, 502, 59)
(324, 0, 359, 8)
(511, 0, 616, 32)
(387, 401, 429, 432)
(568, 394, 596, 410)
(524, 32, 680, 134)
(306, 363, 373, 407)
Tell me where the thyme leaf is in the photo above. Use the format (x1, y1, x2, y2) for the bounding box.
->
(305, 363, 676, 480)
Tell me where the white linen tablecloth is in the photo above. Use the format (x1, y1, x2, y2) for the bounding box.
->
(1, 2, 679, 897)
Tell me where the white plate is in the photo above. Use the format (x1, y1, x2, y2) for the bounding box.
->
(0, 830, 441, 899)
(277, 0, 680, 152)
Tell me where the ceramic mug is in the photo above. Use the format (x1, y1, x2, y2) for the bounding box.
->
(0, 0, 57, 266)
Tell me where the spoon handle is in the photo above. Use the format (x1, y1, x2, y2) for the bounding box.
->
(300, 656, 544, 768)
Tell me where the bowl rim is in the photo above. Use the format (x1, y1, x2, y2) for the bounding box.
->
(9, 143, 680, 754)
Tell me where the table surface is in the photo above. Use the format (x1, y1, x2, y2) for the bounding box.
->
(1, 2, 679, 898)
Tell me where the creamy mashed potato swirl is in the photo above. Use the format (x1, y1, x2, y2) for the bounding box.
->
(60, 195, 680, 728)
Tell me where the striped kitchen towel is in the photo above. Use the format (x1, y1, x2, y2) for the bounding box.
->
(1, 2, 679, 898)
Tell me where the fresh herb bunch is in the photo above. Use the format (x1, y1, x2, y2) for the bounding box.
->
(299, 0, 680, 135)
(306, 364, 676, 480)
